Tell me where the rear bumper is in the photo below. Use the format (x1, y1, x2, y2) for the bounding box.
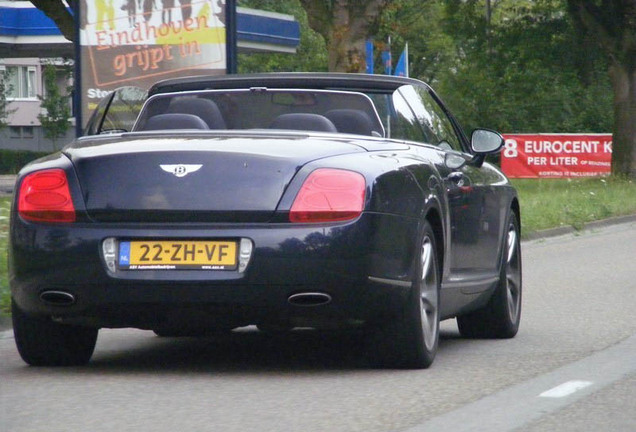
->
(10, 212, 420, 329)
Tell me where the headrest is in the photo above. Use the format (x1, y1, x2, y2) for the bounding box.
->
(142, 113, 209, 131)
(270, 113, 338, 133)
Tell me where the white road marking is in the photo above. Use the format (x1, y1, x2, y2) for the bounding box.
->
(539, 380, 593, 398)
(405, 333, 636, 432)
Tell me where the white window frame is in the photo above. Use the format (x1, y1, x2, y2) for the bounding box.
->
(4, 65, 38, 100)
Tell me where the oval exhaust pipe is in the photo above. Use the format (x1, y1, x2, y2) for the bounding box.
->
(40, 290, 76, 306)
(288, 292, 332, 307)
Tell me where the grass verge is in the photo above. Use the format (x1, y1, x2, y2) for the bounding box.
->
(1, 176, 635, 316)
(512, 176, 636, 236)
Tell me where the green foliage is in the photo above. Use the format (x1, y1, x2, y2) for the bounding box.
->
(0, 68, 17, 131)
(237, 0, 328, 72)
(377, 0, 455, 80)
(443, 0, 612, 133)
(375, 0, 614, 135)
(37, 64, 72, 146)
(0, 150, 49, 174)
(566, 0, 636, 178)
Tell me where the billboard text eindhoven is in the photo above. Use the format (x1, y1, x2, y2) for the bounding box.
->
(501, 134, 612, 178)
(80, 0, 226, 128)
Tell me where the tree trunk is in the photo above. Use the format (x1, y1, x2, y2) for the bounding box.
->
(326, 15, 367, 72)
(301, 0, 388, 73)
(566, 0, 636, 179)
(609, 62, 636, 177)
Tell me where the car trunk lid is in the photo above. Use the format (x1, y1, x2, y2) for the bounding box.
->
(65, 134, 367, 223)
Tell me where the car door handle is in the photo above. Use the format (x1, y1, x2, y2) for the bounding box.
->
(446, 171, 465, 187)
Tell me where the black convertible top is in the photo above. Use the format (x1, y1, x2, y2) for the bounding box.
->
(148, 72, 426, 97)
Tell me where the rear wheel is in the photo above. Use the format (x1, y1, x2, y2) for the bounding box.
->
(457, 209, 522, 338)
(372, 221, 440, 369)
(12, 299, 98, 366)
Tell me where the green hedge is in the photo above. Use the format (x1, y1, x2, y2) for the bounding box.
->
(0, 150, 50, 174)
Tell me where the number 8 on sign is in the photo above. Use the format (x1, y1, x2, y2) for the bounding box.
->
(504, 139, 518, 158)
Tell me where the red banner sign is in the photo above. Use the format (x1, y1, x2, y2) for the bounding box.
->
(501, 134, 612, 178)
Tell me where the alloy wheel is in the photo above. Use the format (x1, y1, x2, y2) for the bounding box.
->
(505, 224, 521, 324)
(420, 236, 439, 352)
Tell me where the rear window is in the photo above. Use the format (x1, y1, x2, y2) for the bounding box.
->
(133, 89, 385, 137)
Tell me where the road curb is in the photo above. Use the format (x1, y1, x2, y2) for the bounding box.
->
(522, 213, 636, 242)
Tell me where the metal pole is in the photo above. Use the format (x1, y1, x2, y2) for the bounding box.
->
(73, 0, 83, 137)
(405, 42, 409, 77)
(226, 0, 237, 74)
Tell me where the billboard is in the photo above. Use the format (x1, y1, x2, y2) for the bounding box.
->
(79, 0, 227, 129)
(501, 134, 612, 178)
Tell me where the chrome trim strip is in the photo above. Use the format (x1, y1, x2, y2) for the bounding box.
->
(367, 276, 412, 287)
(288, 292, 332, 306)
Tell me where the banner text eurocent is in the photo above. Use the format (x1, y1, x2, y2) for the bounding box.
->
(501, 134, 612, 178)
(523, 139, 612, 155)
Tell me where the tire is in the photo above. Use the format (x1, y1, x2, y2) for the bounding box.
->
(12, 299, 98, 366)
(372, 220, 440, 369)
(457, 209, 522, 338)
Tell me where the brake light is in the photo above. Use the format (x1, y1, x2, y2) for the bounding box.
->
(18, 169, 76, 223)
(290, 169, 366, 223)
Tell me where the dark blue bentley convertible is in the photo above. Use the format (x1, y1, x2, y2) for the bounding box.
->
(9, 73, 522, 368)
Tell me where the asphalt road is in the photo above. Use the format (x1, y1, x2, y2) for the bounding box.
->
(1, 222, 635, 432)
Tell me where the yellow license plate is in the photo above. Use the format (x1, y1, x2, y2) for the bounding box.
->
(118, 240, 237, 270)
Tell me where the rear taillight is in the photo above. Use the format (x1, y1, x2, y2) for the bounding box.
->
(18, 169, 76, 223)
(289, 168, 366, 223)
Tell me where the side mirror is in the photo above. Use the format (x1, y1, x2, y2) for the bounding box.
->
(468, 129, 504, 168)
(471, 129, 504, 154)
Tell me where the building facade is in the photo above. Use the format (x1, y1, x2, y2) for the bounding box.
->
(1, 57, 74, 152)
(0, 1, 300, 152)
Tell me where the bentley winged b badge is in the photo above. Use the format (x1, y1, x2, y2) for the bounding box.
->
(160, 164, 203, 178)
